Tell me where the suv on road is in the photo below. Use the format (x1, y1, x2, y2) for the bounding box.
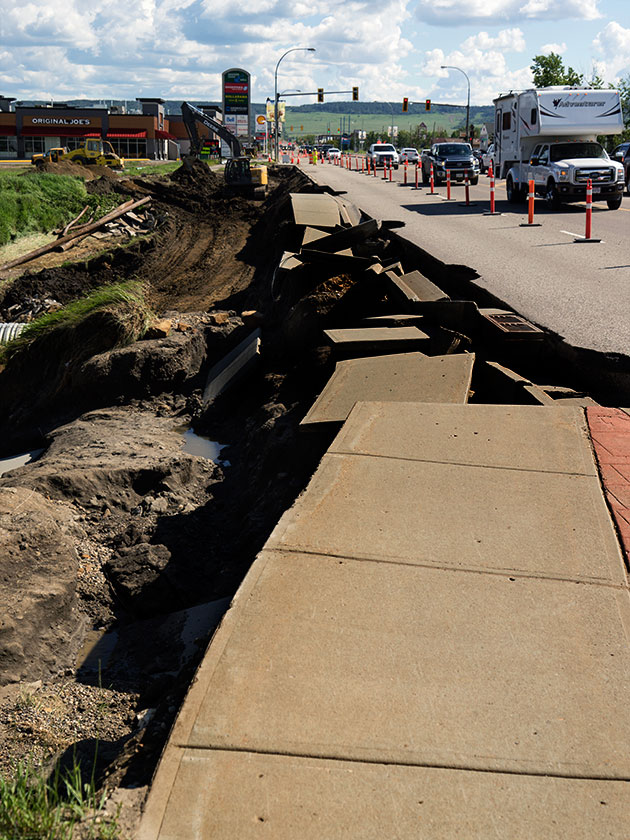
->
(399, 147, 419, 164)
(421, 143, 479, 185)
(481, 144, 495, 173)
(367, 143, 399, 169)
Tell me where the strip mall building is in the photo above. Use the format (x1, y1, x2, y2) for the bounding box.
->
(0, 97, 220, 160)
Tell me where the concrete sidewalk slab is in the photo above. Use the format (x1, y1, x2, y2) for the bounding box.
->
(183, 551, 630, 777)
(150, 749, 630, 840)
(268, 451, 624, 583)
(330, 402, 597, 475)
(323, 326, 431, 355)
(301, 355, 473, 429)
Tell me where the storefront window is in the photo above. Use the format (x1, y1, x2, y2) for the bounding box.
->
(24, 137, 46, 157)
(0, 136, 17, 157)
(107, 138, 147, 159)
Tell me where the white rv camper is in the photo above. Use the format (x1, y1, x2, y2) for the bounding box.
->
(493, 88, 625, 209)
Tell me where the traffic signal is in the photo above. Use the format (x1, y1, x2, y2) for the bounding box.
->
(425, 99, 431, 111)
(317, 88, 324, 103)
(402, 97, 409, 113)
(352, 86, 359, 101)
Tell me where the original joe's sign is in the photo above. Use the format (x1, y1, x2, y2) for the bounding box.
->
(23, 116, 102, 128)
(222, 68, 250, 137)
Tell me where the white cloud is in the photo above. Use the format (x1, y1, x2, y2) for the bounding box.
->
(592, 21, 630, 80)
(462, 28, 526, 52)
(416, 0, 601, 25)
(540, 42, 567, 54)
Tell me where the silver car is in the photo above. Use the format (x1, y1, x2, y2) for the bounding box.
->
(399, 147, 419, 164)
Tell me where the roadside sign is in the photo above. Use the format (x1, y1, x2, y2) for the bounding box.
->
(256, 114, 266, 126)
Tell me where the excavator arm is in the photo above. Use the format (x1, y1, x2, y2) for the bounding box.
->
(181, 101, 243, 159)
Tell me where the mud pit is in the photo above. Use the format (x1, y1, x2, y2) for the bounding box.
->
(0, 160, 372, 826)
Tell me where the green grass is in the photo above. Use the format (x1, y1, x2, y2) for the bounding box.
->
(0, 757, 120, 840)
(122, 160, 183, 178)
(1, 280, 153, 363)
(0, 171, 125, 247)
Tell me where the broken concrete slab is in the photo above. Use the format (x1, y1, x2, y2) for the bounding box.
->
(322, 327, 431, 358)
(332, 195, 362, 227)
(301, 219, 379, 253)
(301, 353, 473, 430)
(278, 251, 303, 271)
(365, 260, 403, 276)
(290, 193, 341, 228)
(143, 748, 630, 839)
(202, 328, 261, 405)
(182, 550, 630, 777)
(301, 227, 328, 247)
(299, 249, 373, 270)
(387, 269, 449, 304)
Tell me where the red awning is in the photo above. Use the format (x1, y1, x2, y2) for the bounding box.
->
(20, 126, 99, 137)
(107, 130, 147, 139)
(0, 126, 16, 135)
(155, 129, 177, 140)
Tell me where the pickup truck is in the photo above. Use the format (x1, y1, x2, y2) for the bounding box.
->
(367, 143, 399, 169)
(421, 143, 479, 185)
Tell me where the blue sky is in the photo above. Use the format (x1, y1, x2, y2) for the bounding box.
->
(0, 0, 628, 106)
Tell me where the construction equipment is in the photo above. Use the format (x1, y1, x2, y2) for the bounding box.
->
(31, 146, 69, 165)
(181, 102, 267, 195)
(60, 139, 124, 169)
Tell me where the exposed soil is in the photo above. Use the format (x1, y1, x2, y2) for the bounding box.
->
(0, 159, 366, 833)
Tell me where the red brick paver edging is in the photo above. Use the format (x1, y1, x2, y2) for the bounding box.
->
(587, 406, 630, 565)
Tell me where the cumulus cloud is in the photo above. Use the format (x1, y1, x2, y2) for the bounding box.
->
(415, 0, 601, 25)
(592, 21, 630, 80)
(539, 42, 567, 54)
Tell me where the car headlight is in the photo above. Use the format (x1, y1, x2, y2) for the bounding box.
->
(617, 168, 625, 181)
(557, 170, 569, 181)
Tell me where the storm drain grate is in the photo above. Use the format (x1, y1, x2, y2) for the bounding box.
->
(482, 312, 544, 336)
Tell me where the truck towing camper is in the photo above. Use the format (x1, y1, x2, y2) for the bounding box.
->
(493, 88, 625, 209)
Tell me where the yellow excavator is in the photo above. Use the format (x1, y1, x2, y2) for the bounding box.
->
(181, 102, 267, 195)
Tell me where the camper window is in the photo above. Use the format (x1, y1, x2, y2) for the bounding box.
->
(502, 112, 511, 131)
(530, 109, 537, 125)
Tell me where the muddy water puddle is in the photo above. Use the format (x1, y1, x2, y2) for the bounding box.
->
(178, 426, 230, 464)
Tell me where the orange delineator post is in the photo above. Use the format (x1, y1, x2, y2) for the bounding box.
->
(528, 179, 535, 223)
(430, 163, 435, 194)
(585, 178, 593, 239)
(362, 156, 365, 173)
(415, 163, 418, 190)
(389, 161, 393, 182)
(383, 161, 387, 180)
(489, 170, 496, 213)
(404, 163, 407, 185)
(446, 169, 451, 200)
(373, 159, 377, 177)
(464, 173, 470, 205)
(488, 161, 493, 179)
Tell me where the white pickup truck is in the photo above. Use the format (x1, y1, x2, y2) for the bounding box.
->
(493, 87, 625, 210)
(367, 143, 399, 169)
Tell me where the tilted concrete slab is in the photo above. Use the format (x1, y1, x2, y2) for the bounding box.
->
(330, 402, 598, 475)
(290, 193, 341, 227)
(147, 749, 630, 840)
(362, 313, 426, 327)
(323, 327, 431, 358)
(180, 551, 630, 777)
(300, 353, 472, 430)
(387, 269, 449, 304)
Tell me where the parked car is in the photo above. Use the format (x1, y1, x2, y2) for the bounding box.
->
(611, 141, 630, 162)
(623, 147, 630, 195)
(399, 147, 420, 164)
(481, 144, 495, 173)
(326, 147, 341, 160)
(421, 143, 479, 185)
(367, 143, 399, 169)
(472, 149, 484, 171)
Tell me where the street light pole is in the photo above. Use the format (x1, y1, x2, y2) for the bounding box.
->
(274, 47, 315, 161)
(441, 65, 470, 141)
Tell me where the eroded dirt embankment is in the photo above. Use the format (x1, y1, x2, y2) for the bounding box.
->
(0, 161, 377, 817)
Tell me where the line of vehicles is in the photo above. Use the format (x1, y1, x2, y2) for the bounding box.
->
(321, 86, 629, 211)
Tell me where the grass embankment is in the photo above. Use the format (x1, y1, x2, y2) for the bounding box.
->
(0, 171, 122, 247)
(0, 758, 120, 839)
(1, 280, 153, 365)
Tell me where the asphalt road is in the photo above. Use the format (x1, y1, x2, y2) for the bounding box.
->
(299, 159, 630, 359)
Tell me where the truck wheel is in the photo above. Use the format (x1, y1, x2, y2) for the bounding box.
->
(506, 175, 524, 203)
(74, 156, 87, 165)
(607, 195, 623, 210)
(470, 176, 479, 186)
(422, 167, 429, 184)
(626, 175, 630, 196)
(545, 180, 561, 210)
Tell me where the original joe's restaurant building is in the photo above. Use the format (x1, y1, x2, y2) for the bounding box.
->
(0, 97, 190, 160)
